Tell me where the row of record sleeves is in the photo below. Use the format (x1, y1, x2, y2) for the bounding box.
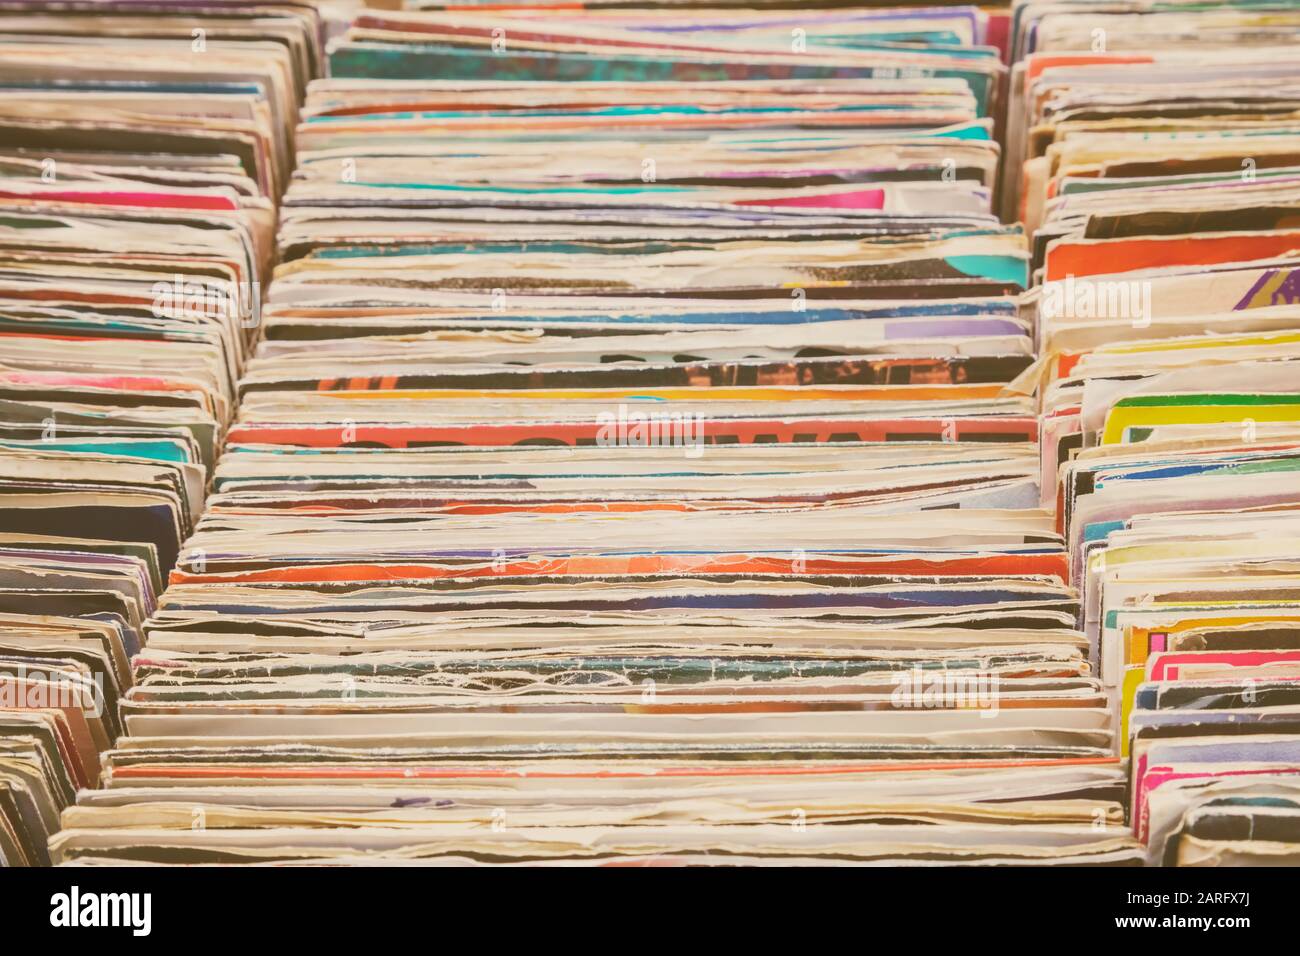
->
(0, 0, 1299, 866)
